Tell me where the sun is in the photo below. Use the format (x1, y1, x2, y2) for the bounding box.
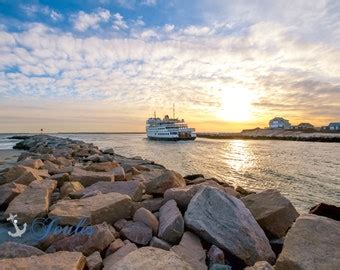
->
(218, 88, 253, 122)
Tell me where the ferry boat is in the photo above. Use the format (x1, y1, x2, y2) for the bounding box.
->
(146, 112, 196, 141)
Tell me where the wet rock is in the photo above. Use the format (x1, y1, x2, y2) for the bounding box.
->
(184, 187, 275, 267)
(70, 167, 115, 187)
(0, 182, 27, 207)
(164, 180, 239, 211)
(309, 203, 340, 221)
(5, 179, 57, 224)
(275, 214, 340, 270)
(46, 222, 115, 256)
(132, 197, 163, 213)
(85, 161, 120, 172)
(18, 158, 44, 169)
(133, 207, 159, 234)
(0, 251, 86, 270)
(103, 243, 138, 269)
(121, 221, 153, 245)
(49, 192, 132, 225)
(107, 247, 192, 270)
(171, 231, 207, 270)
(105, 239, 125, 256)
(208, 245, 225, 267)
(0, 242, 45, 258)
(71, 181, 144, 201)
(158, 199, 184, 244)
(145, 169, 186, 195)
(86, 251, 103, 270)
(60, 181, 84, 198)
(241, 189, 299, 238)
(150, 236, 172, 250)
(244, 261, 273, 270)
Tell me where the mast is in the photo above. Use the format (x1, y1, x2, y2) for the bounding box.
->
(173, 104, 175, 119)
(154, 111, 156, 118)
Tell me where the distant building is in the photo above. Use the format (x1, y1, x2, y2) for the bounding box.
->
(293, 122, 315, 131)
(269, 117, 291, 129)
(328, 122, 340, 131)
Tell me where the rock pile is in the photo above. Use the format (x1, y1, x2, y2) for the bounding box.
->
(0, 135, 338, 270)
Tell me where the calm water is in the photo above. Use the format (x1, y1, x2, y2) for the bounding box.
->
(1, 133, 339, 212)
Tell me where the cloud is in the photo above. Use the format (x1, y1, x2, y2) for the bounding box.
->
(116, 0, 136, 9)
(20, 4, 63, 21)
(72, 9, 111, 32)
(182, 26, 212, 36)
(163, 24, 174, 32)
(112, 13, 128, 30)
(141, 0, 157, 6)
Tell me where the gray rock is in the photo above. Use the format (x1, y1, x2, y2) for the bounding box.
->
(275, 214, 340, 270)
(0, 182, 27, 207)
(106, 247, 192, 270)
(121, 221, 153, 245)
(0, 242, 45, 258)
(242, 189, 299, 238)
(145, 169, 186, 195)
(112, 166, 126, 181)
(71, 181, 144, 201)
(158, 199, 184, 244)
(70, 167, 114, 187)
(150, 236, 172, 250)
(49, 192, 132, 225)
(133, 207, 159, 234)
(171, 231, 207, 270)
(103, 243, 138, 270)
(103, 148, 114, 155)
(184, 187, 275, 266)
(5, 179, 57, 224)
(132, 197, 164, 213)
(86, 251, 103, 270)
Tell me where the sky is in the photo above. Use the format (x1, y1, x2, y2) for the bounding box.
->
(0, 0, 339, 132)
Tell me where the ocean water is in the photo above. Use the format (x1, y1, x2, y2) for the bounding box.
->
(0, 133, 339, 212)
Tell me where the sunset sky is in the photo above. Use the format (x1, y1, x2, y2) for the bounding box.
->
(0, 0, 339, 132)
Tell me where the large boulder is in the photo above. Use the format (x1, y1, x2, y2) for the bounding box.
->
(171, 232, 207, 270)
(71, 181, 144, 201)
(164, 180, 239, 210)
(133, 207, 159, 234)
(70, 167, 114, 187)
(145, 169, 186, 195)
(5, 179, 57, 224)
(184, 187, 275, 267)
(49, 192, 132, 225)
(17, 158, 44, 169)
(0, 165, 48, 185)
(241, 190, 299, 238)
(0, 242, 45, 258)
(103, 243, 138, 269)
(120, 222, 153, 245)
(0, 182, 27, 207)
(275, 214, 340, 270)
(85, 162, 120, 172)
(158, 199, 184, 244)
(107, 247, 192, 270)
(46, 223, 115, 256)
(0, 251, 86, 269)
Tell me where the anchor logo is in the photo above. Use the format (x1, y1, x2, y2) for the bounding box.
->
(7, 213, 27, 238)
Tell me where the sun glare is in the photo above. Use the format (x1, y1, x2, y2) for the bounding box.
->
(218, 88, 253, 122)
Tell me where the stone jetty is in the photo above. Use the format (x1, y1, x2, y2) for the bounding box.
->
(0, 135, 339, 270)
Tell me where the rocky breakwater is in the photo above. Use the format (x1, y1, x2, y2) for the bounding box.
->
(0, 135, 339, 270)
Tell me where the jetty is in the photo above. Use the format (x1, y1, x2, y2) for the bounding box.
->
(0, 135, 338, 270)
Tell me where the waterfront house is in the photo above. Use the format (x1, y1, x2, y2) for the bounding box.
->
(293, 122, 315, 131)
(269, 117, 292, 129)
(328, 122, 340, 131)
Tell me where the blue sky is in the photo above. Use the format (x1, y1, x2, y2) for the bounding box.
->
(0, 0, 339, 132)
